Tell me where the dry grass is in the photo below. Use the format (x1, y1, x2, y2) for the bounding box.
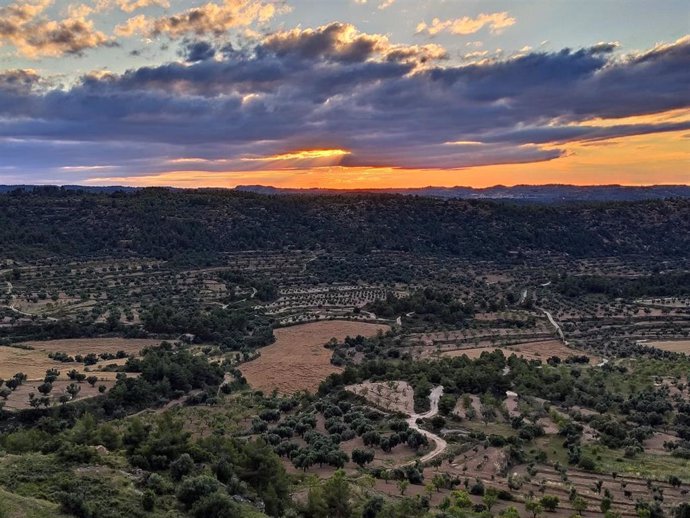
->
(0, 347, 80, 381)
(0, 338, 157, 381)
(18, 337, 161, 356)
(647, 340, 690, 354)
(240, 320, 389, 394)
(440, 340, 599, 363)
(2, 379, 117, 411)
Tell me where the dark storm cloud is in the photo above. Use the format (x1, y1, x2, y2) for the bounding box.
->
(0, 30, 688, 175)
(182, 40, 217, 62)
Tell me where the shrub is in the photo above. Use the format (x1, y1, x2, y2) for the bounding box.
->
(176, 476, 221, 507)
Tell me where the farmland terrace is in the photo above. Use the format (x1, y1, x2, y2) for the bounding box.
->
(0, 189, 688, 518)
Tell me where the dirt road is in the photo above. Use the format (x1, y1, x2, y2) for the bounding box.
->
(541, 308, 565, 343)
(403, 385, 447, 465)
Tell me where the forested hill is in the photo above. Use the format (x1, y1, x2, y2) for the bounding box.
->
(235, 184, 690, 202)
(0, 187, 687, 261)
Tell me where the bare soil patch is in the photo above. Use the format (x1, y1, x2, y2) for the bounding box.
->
(240, 320, 390, 394)
(504, 394, 520, 418)
(644, 431, 677, 455)
(345, 381, 414, 414)
(18, 338, 160, 356)
(453, 394, 481, 419)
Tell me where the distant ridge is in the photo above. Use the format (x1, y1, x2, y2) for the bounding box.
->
(234, 184, 690, 203)
(0, 185, 139, 194)
(1, 184, 688, 203)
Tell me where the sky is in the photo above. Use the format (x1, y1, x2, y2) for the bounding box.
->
(0, 0, 688, 188)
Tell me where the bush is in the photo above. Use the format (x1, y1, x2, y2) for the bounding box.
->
(351, 448, 375, 467)
(176, 476, 221, 507)
(191, 493, 239, 518)
(578, 456, 596, 471)
(142, 490, 155, 512)
(469, 479, 485, 496)
(170, 453, 195, 481)
(540, 495, 560, 511)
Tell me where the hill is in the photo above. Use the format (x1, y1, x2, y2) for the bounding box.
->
(234, 184, 690, 202)
(0, 187, 687, 261)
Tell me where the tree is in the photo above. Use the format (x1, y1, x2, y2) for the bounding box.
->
(44, 369, 59, 383)
(170, 453, 195, 481)
(37, 382, 53, 396)
(362, 496, 384, 518)
(176, 476, 221, 508)
(362, 430, 381, 446)
(381, 470, 390, 485)
(526, 499, 544, 518)
(191, 492, 239, 518)
(483, 488, 498, 511)
(86, 376, 99, 387)
(351, 448, 375, 467)
(397, 479, 409, 495)
(66, 383, 81, 399)
(304, 470, 353, 518)
(430, 415, 446, 430)
(469, 478, 485, 495)
(573, 496, 588, 515)
(601, 496, 613, 513)
(540, 495, 559, 512)
(451, 490, 472, 509)
(499, 507, 521, 518)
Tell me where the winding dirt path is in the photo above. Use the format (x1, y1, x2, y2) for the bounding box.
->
(540, 308, 565, 344)
(402, 385, 447, 466)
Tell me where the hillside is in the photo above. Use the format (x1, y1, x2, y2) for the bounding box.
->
(0, 187, 687, 261)
(235, 184, 690, 202)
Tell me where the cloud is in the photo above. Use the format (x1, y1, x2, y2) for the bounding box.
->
(416, 12, 516, 36)
(115, 0, 281, 39)
(182, 40, 217, 61)
(0, 30, 687, 179)
(0, 0, 112, 57)
(260, 23, 447, 64)
(113, 14, 149, 37)
(115, 0, 170, 13)
(0, 69, 43, 93)
(353, 0, 395, 9)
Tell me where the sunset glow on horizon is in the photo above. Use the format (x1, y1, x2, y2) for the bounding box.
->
(0, 0, 687, 188)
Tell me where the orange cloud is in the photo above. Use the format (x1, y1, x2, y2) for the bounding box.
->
(116, 0, 281, 39)
(416, 12, 516, 36)
(243, 149, 351, 161)
(115, 0, 170, 13)
(0, 0, 111, 58)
